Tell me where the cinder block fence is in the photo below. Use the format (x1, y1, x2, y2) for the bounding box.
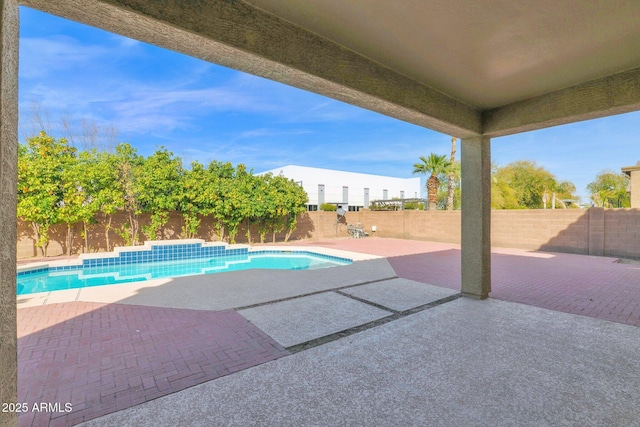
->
(17, 208, 640, 260)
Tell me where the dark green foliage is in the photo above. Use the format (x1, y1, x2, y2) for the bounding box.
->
(320, 203, 337, 211)
(18, 132, 77, 256)
(491, 160, 579, 209)
(587, 170, 630, 207)
(412, 153, 452, 210)
(403, 201, 425, 210)
(17, 134, 309, 253)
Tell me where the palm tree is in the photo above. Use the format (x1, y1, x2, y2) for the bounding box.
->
(447, 137, 457, 211)
(445, 160, 461, 209)
(412, 153, 451, 211)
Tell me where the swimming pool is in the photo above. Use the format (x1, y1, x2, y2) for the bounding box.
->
(16, 240, 352, 295)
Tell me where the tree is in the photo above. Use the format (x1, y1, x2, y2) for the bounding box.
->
(17, 132, 76, 256)
(180, 162, 207, 239)
(58, 153, 91, 255)
(253, 173, 276, 243)
(587, 170, 630, 207)
(446, 137, 457, 211)
(270, 173, 308, 242)
(64, 118, 119, 152)
(553, 180, 578, 208)
(231, 166, 259, 244)
(113, 143, 144, 245)
(439, 160, 461, 210)
(490, 162, 520, 209)
(412, 153, 451, 211)
(222, 164, 254, 244)
(77, 150, 124, 252)
(491, 160, 579, 209)
(196, 160, 236, 242)
(136, 147, 184, 240)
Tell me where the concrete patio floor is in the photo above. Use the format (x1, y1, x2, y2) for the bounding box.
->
(15, 238, 640, 426)
(82, 297, 640, 427)
(289, 238, 640, 327)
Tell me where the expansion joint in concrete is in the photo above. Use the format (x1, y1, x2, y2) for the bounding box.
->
(232, 275, 398, 311)
(286, 292, 463, 354)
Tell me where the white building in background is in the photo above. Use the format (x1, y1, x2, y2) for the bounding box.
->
(258, 165, 421, 211)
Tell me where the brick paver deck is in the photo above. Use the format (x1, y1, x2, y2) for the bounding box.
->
(15, 237, 640, 426)
(17, 302, 288, 427)
(291, 238, 640, 327)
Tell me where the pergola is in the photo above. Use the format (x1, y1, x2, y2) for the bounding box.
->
(2, 0, 640, 420)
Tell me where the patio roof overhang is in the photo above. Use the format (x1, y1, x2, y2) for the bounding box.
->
(2, 1, 640, 420)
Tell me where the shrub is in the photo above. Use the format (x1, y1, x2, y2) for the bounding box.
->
(404, 202, 425, 210)
(320, 203, 337, 211)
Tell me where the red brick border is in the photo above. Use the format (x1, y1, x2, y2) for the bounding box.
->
(17, 302, 288, 426)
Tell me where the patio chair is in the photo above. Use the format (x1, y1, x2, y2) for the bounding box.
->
(347, 224, 369, 238)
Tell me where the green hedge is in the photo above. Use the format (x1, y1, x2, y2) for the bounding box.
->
(320, 203, 337, 211)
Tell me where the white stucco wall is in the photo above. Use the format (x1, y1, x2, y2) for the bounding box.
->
(258, 165, 421, 208)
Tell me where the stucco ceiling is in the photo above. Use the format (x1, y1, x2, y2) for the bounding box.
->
(20, 0, 640, 136)
(244, 0, 640, 110)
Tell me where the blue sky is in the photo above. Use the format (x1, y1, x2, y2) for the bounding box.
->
(18, 7, 640, 201)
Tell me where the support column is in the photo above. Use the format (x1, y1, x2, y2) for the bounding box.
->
(0, 1, 19, 425)
(461, 135, 491, 299)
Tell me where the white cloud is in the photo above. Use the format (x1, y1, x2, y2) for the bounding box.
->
(112, 87, 277, 116)
(236, 128, 314, 139)
(113, 35, 141, 49)
(222, 72, 378, 124)
(20, 35, 110, 78)
(19, 27, 396, 142)
(20, 65, 292, 137)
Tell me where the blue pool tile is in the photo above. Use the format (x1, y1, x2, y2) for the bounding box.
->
(18, 240, 353, 291)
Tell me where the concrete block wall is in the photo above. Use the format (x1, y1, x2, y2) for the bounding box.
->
(304, 211, 354, 239)
(359, 210, 461, 243)
(408, 211, 461, 243)
(332, 208, 639, 259)
(604, 209, 640, 259)
(16, 208, 640, 260)
(17, 211, 321, 258)
(492, 209, 590, 254)
(359, 210, 404, 238)
(588, 207, 605, 256)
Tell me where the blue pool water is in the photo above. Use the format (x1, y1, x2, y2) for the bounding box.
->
(17, 252, 351, 295)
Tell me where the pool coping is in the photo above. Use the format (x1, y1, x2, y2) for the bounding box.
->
(16, 244, 384, 309)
